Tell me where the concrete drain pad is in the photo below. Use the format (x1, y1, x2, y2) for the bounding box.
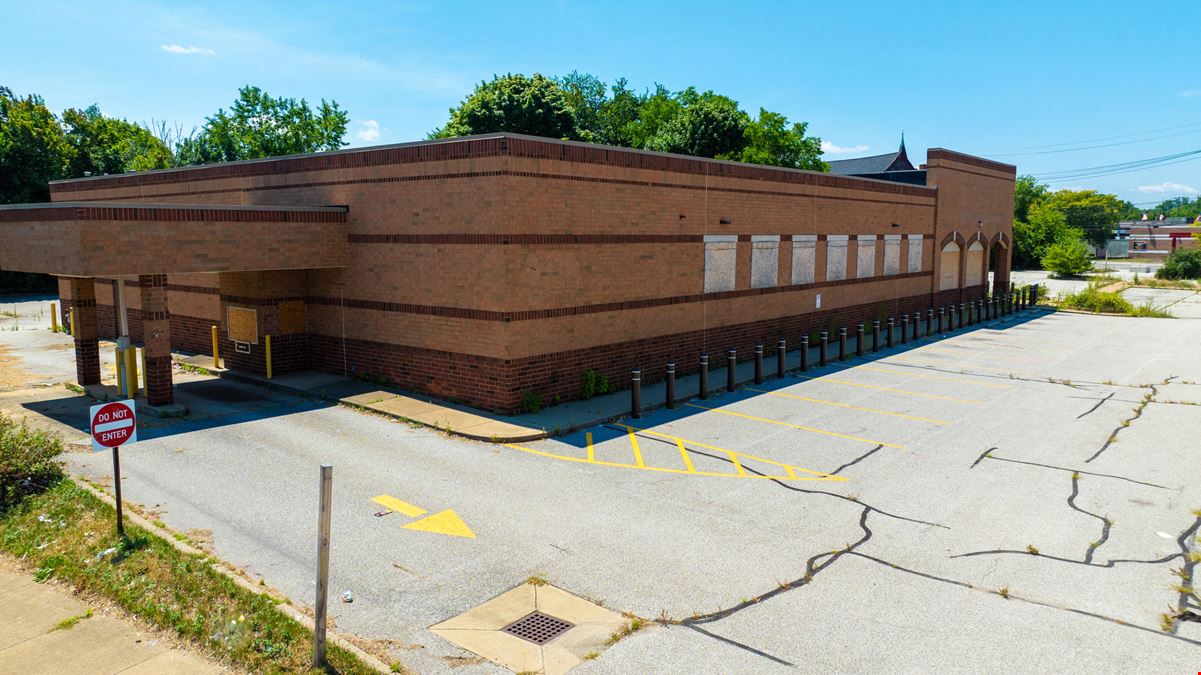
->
(430, 582, 629, 674)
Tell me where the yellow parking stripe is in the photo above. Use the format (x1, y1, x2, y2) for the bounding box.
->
(676, 439, 695, 473)
(685, 403, 904, 448)
(796, 375, 982, 404)
(745, 387, 949, 425)
(586, 432, 595, 462)
(628, 429, 646, 467)
(855, 365, 1010, 389)
(372, 495, 427, 517)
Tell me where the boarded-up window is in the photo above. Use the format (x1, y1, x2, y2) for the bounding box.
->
(704, 235, 737, 293)
(227, 306, 258, 344)
(792, 235, 816, 285)
(939, 241, 961, 291)
(965, 240, 985, 287)
(907, 235, 923, 273)
(826, 235, 848, 282)
(750, 235, 779, 289)
(883, 235, 901, 275)
(856, 236, 876, 279)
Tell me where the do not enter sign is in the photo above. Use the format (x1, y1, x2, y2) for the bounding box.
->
(90, 400, 137, 451)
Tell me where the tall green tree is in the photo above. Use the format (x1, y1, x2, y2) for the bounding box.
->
(0, 87, 71, 203)
(644, 89, 747, 159)
(61, 105, 172, 177)
(176, 86, 348, 165)
(1013, 202, 1081, 269)
(431, 74, 577, 140)
(1044, 189, 1125, 248)
(737, 108, 826, 171)
(1013, 174, 1048, 222)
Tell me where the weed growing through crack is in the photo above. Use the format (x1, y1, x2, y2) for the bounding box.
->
(582, 652, 600, 661)
(1160, 612, 1177, 632)
(1170, 567, 1190, 581)
(998, 586, 1009, 599)
(1026, 544, 1041, 555)
(605, 618, 646, 646)
(525, 575, 547, 587)
(52, 608, 93, 631)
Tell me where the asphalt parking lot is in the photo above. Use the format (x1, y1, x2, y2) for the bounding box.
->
(2, 295, 1200, 673)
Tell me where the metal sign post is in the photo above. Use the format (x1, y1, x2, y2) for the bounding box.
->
(313, 464, 333, 667)
(90, 400, 137, 539)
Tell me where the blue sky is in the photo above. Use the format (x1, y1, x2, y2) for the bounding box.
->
(4, 0, 1199, 205)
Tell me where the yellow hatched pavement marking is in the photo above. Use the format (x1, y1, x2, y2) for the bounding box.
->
(372, 495, 427, 517)
(796, 374, 982, 404)
(628, 430, 646, 467)
(745, 388, 950, 426)
(855, 365, 1010, 389)
(503, 424, 845, 482)
(685, 403, 904, 448)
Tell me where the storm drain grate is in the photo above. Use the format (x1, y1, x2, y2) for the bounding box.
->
(502, 611, 574, 645)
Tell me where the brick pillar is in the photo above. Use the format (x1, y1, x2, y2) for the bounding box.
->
(66, 277, 100, 385)
(139, 274, 174, 406)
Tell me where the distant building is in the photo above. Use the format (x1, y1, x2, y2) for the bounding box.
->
(1119, 216, 1199, 255)
(828, 136, 927, 186)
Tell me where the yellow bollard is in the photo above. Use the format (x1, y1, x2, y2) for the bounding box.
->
(211, 325, 220, 368)
(50, 303, 58, 332)
(70, 308, 78, 338)
(115, 345, 125, 395)
(140, 347, 148, 398)
(124, 347, 138, 398)
(265, 334, 273, 380)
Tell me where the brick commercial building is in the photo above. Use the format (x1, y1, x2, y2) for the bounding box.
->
(0, 134, 1015, 412)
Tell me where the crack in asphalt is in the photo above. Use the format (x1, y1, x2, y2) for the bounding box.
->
(1067, 474, 1111, 564)
(1084, 382, 1160, 464)
(1167, 515, 1201, 635)
(970, 446, 997, 469)
(829, 444, 884, 475)
(849, 552, 1201, 648)
(1075, 392, 1115, 419)
(880, 360, 1120, 390)
(971, 453, 1168, 489)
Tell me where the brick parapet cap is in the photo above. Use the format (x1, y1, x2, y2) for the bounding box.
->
(0, 202, 347, 223)
(48, 133, 946, 199)
(925, 148, 1017, 175)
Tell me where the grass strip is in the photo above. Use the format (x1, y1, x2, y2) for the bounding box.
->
(1, 478, 381, 674)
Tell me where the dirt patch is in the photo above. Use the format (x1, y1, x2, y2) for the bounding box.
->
(0, 344, 35, 391)
(185, 528, 214, 548)
(443, 655, 486, 667)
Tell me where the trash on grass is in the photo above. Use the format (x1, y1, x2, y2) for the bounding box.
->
(341, 590, 354, 603)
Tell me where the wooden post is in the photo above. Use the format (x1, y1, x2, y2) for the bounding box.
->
(313, 465, 333, 668)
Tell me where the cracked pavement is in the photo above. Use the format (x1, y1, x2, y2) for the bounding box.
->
(2, 294, 1200, 672)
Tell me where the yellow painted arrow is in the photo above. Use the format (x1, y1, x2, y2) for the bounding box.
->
(372, 495, 476, 538)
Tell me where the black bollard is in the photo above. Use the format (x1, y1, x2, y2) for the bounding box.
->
(820, 331, 829, 366)
(856, 324, 865, 357)
(939, 307, 946, 332)
(960, 302, 967, 327)
(777, 338, 786, 378)
(754, 343, 764, 384)
(887, 317, 895, 348)
(800, 335, 810, 371)
(839, 327, 848, 361)
(900, 314, 909, 344)
(872, 320, 881, 352)
(665, 362, 676, 409)
(927, 308, 935, 337)
(727, 348, 737, 393)
(699, 353, 709, 399)
(631, 368, 642, 418)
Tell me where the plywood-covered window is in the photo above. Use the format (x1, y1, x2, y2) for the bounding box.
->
(792, 235, 816, 285)
(750, 235, 780, 289)
(883, 235, 901, 275)
(907, 235, 924, 273)
(826, 235, 848, 282)
(965, 240, 985, 287)
(939, 241, 961, 290)
(856, 235, 876, 279)
(703, 235, 737, 293)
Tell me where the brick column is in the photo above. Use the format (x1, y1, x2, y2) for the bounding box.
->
(139, 274, 174, 406)
(66, 277, 100, 385)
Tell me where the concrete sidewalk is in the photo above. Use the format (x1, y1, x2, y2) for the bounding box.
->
(176, 303, 1042, 443)
(0, 560, 222, 674)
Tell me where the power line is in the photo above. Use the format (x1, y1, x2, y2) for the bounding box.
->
(981, 121, 1201, 153)
(988, 129, 1201, 157)
(1035, 149, 1201, 182)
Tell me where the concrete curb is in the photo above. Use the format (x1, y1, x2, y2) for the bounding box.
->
(74, 479, 394, 674)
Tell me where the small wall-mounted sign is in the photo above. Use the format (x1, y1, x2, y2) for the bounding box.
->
(235, 341, 251, 354)
(816, 293, 822, 309)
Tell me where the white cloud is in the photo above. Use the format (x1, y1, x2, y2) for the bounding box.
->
(821, 141, 870, 155)
(1136, 181, 1197, 195)
(161, 44, 216, 56)
(355, 120, 381, 142)
(1180, 89, 1200, 98)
